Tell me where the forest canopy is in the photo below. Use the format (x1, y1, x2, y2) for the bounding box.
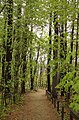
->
(0, 0, 79, 115)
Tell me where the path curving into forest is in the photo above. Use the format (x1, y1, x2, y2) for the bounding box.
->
(5, 89, 59, 120)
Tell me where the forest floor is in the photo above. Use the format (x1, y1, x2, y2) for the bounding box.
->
(3, 89, 60, 120)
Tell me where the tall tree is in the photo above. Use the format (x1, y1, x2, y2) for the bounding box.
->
(4, 0, 13, 106)
(47, 13, 52, 92)
(13, 2, 22, 103)
(52, 10, 59, 98)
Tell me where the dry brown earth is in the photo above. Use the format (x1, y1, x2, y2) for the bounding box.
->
(4, 89, 60, 120)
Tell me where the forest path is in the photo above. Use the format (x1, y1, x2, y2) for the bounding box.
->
(6, 89, 59, 120)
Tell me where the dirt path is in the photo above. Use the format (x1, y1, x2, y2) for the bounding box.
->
(6, 89, 59, 120)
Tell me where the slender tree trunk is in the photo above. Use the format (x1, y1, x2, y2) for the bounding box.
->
(67, 20, 74, 100)
(60, 22, 65, 96)
(5, 0, 13, 106)
(75, 13, 79, 72)
(1, 13, 6, 105)
(70, 20, 74, 65)
(30, 25, 34, 90)
(13, 3, 21, 103)
(64, 21, 67, 59)
(47, 13, 52, 92)
(21, 23, 28, 94)
(33, 46, 40, 89)
(39, 57, 43, 87)
(52, 12, 59, 98)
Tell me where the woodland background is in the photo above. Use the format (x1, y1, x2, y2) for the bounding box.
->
(0, 0, 79, 117)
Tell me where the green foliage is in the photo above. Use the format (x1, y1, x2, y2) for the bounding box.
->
(56, 71, 75, 92)
(0, 0, 79, 115)
(69, 76, 79, 112)
(70, 102, 79, 112)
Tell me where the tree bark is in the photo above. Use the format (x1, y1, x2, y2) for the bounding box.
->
(52, 11, 59, 98)
(4, 0, 13, 106)
(47, 13, 52, 92)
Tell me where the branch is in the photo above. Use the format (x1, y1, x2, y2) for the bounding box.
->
(0, 4, 6, 14)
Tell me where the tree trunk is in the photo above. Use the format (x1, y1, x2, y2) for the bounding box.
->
(30, 25, 34, 90)
(13, 3, 21, 103)
(75, 13, 79, 72)
(5, 0, 13, 106)
(47, 13, 52, 92)
(52, 12, 59, 98)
